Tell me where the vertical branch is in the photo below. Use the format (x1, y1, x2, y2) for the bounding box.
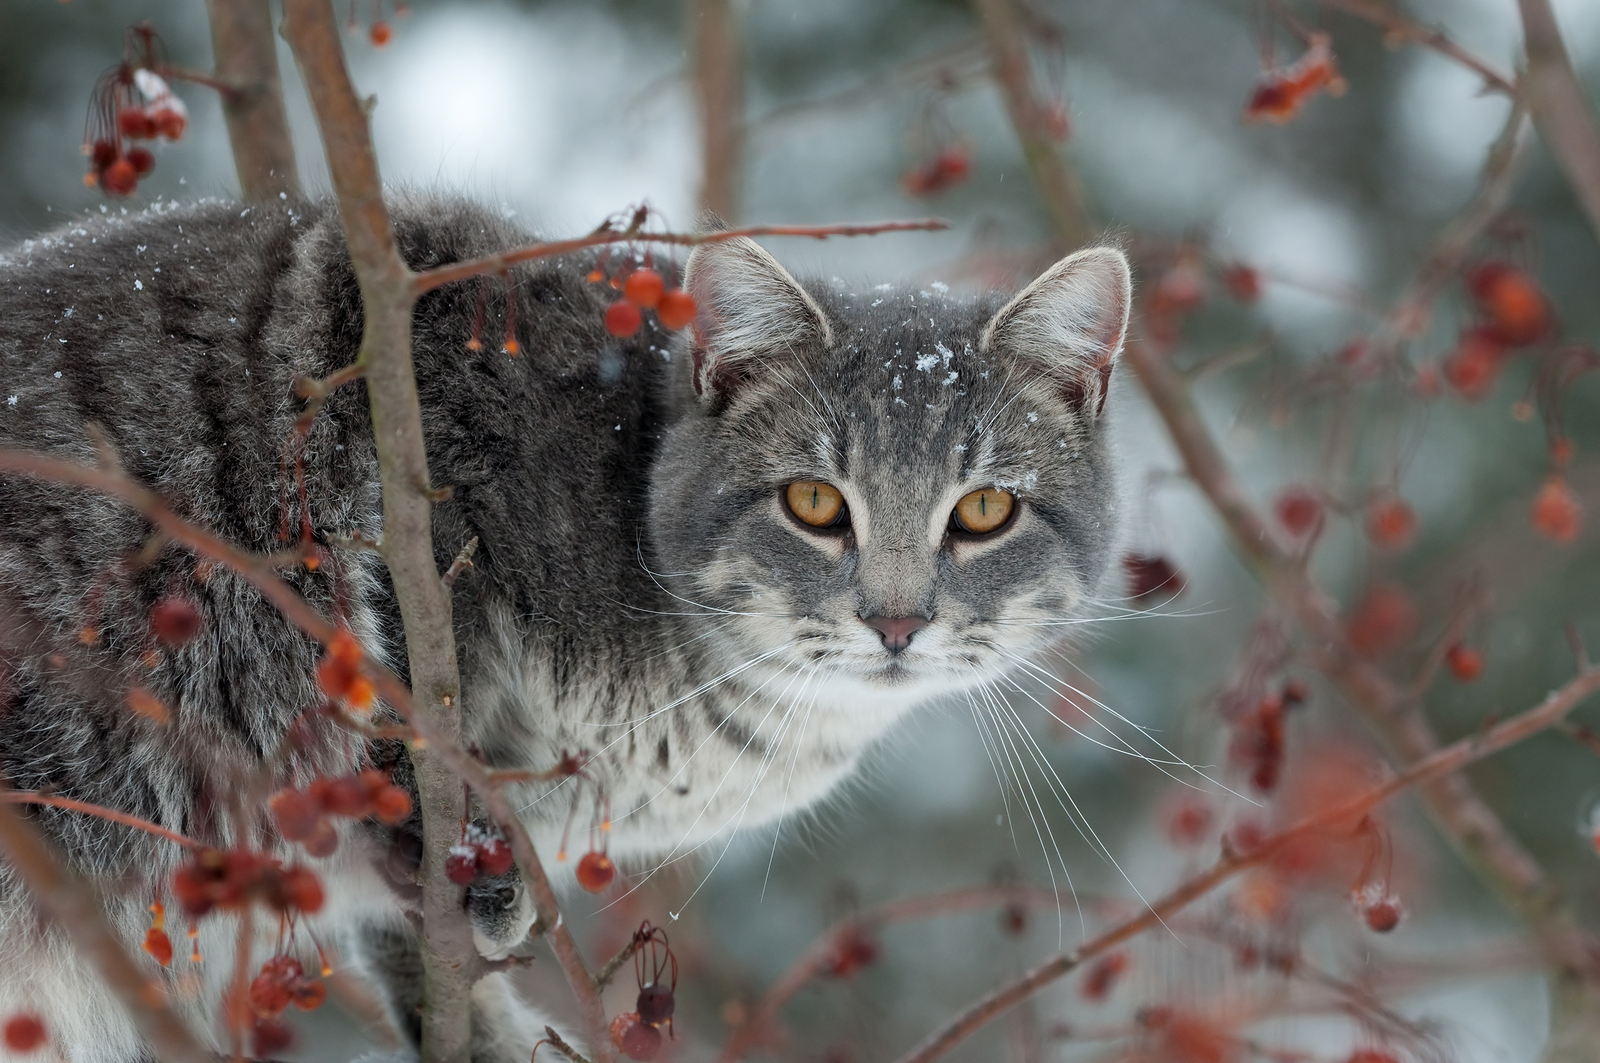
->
(1517, 0, 1600, 246)
(691, 0, 744, 221)
(278, 5, 610, 1060)
(204, 0, 301, 202)
(277, 3, 471, 1061)
(973, 0, 1091, 250)
(0, 796, 212, 1063)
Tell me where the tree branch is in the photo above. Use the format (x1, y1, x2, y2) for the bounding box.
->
(1320, 0, 1518, 97)
(690, 0, 744, 220)
(887, 664, 1600, 1063)
(409, 219, 950, 298)
(204, 0, 301, 202)
(1517, 0, 1600, 247)
(973, 0, 1092, 250)
(0, 792, 213, 1063)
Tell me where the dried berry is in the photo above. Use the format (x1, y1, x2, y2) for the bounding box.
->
(901, 145, 972, 197)
(826, 925, 879, 978)
(1533, 476, 1582, 544)
(279, 866, 325, 914)
(101, 157, 138, 197)
(311, 775, 371, 818)
(636, 982, 675, 1024)
(271, 788, 324, 842)
(609, 1012, 662, 1061)
(1244, 32, 1345, 123)
(1080, 951, 1129, 1003)
(1363, 898, 1403, 932)
(251, 1018, 293, 1058)
(624, 268, 664, 310)
(126, 146, 155, 176)
(1467, 261, 1550, 346)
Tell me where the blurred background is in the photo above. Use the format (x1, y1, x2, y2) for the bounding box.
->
(4, 1, 1600, 1060)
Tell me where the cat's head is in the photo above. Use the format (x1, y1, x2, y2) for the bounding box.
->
(648, 236, 1130, 712)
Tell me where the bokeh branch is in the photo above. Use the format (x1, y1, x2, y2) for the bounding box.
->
(690, 0, 744, 220)
(974, 0, 1091, 250)
(1517, 0, 1600, 247)
(204, 0, 300, 202)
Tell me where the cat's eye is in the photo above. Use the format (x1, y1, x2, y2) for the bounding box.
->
(951, 488, 1014, 535)
(786, 481, 846, 528)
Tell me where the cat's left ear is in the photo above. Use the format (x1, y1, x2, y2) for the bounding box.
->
(681, 235, 834, 413)
(979, 246, 1131, 418)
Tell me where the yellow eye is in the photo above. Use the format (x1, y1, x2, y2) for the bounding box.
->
(786, 481, 846, 527)
(952, 488, 1014, 535)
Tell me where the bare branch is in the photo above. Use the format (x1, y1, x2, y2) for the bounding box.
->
(203, 0, 301, 202)
(442, 536, 479, 588)
(410, 218, 950, 298)
(0, 791, 202, 851)
(691, 0, 744, 220)
(974, 0, 1092, 249)
(1517, 0, 1600, 246)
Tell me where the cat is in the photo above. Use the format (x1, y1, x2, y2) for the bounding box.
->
(0, 193, 1130, 1063)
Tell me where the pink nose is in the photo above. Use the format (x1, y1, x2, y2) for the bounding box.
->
(861, 615, 929, 654)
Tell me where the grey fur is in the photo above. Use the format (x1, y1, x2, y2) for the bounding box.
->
(0, 195, 1129, 1063)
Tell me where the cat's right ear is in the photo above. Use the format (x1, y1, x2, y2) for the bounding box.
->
(680, 235, 834, 413)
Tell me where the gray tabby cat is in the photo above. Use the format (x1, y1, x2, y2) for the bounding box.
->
(0, 194, 1129, 1063)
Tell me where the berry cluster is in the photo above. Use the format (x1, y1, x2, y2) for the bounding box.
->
(1442, 261, 1553, 400)
(83, 29, 189, 198)
(1244, 32, 1346, 123)
(901, 145, 972, 198)
(172, 848, 324, 918)
(607, 922, 677, 1061)
(594, 265, 697, 339)
(445, 824, 515, 884)
(249, 955, 327, 1019)
(270, 769, 413, 857)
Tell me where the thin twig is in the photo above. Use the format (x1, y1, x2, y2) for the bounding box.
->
(442, 536, 478, 588)
(592, 934, 648, 993)
(1319, 0, 1518, 96)
(0, 792, 202, 850)
(536, 1026, 593, 1063)
(886, 663, 1600, 1063)
(410, 219, 949, 297)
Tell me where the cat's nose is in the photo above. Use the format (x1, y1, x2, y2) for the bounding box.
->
(861, 615, 929, 654)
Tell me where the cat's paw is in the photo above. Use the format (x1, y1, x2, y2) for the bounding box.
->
(466, 871, 536, 960)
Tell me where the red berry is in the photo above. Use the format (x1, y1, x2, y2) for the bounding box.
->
(251, 1018, 293, 1058)
(1363, 899, 1403, 932)
(1347, 1051, 1401, 1063)
(446, 845, 480, 885)
(1533, 476, 1582, 543)
(90, 139, 117, 169)
(100, 157, 138, 197)
(575, 850, 615, 892)
(826, 925, 879, 978)
(371, 784, 413, 825)
(302, 817, 339, 857)
(1365, 495, 1416, 551)
(1446, 643, 1484, 682)
(656, 289, 697, 331)
(1442, 327, 1505, 401)
(126, 147, 155, 176)
(1467, 261, 1550, 346)
(249, 970, 295, 1017)
(149, 597, 203, 645)
(1163, 791, 1213, 847)
(1273, 486, 1323, 537)
(1345, 584, 1417, 657)
(370, 20, 393, 47)
(1223, 264, 1261, 302)
(143, 927, 173, 967)
(478, 837, 514, 877)
(310, 776, 371, 818)
(605, 300, 642, 338)
(609, 1013, 662, 1062)
(279, 866, 324, 914)
(3, 1015, 46, 1054)
(150, 106, 186, 142)
(291, 979, 327, 1011)
(636, 983, 674, 1024)
(1080, 951, 1130, 1002)
(118, 107, 156, 140)
(624, 268, 665, 310)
